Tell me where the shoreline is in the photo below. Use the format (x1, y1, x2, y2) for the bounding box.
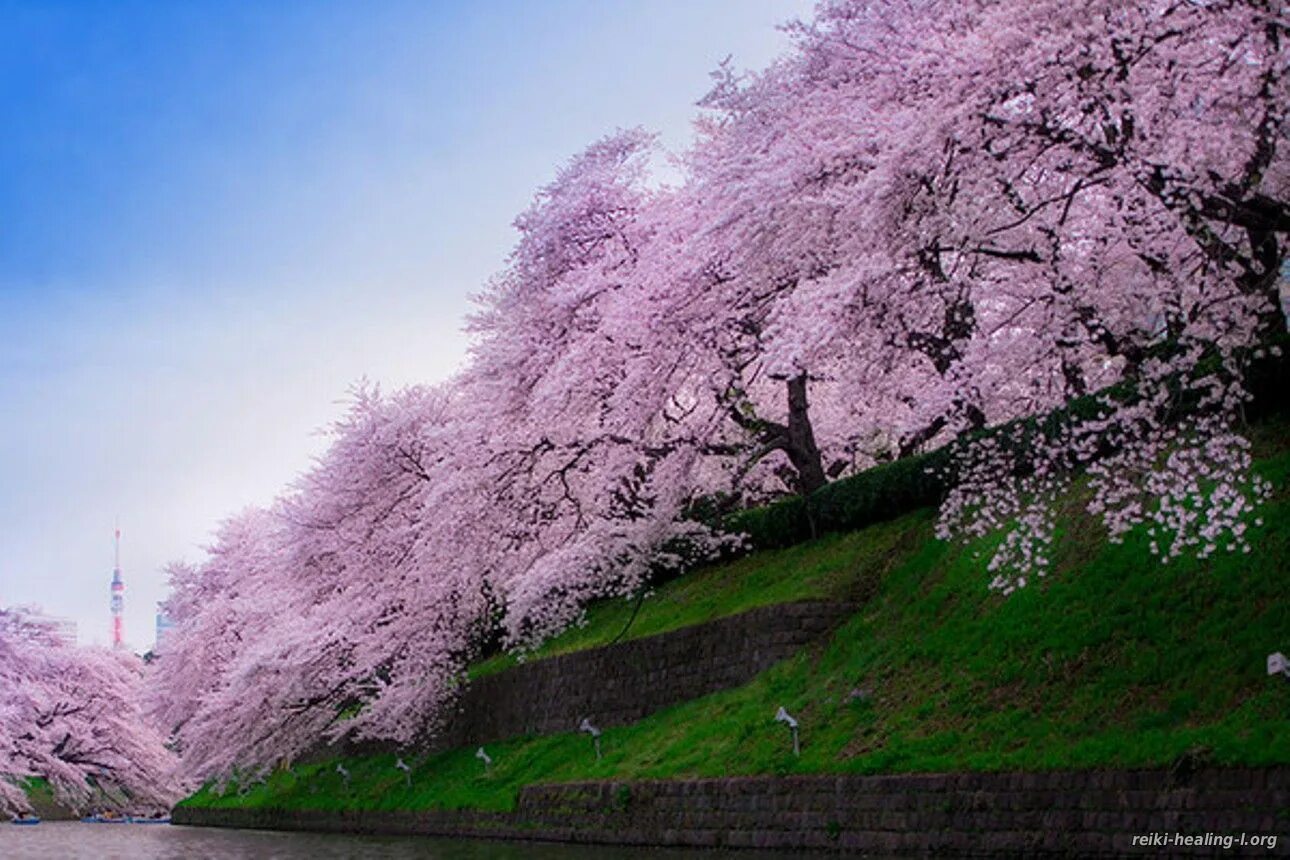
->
(174, 766, 1290, 856)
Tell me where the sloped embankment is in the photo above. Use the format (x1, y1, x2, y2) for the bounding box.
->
(178, 420, 1290, 852)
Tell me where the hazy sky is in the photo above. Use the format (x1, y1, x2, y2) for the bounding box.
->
(0, 0, 811, 648)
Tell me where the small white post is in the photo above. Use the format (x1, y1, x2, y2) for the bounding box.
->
(579, 718, 602, 760)
(475, 747, 493, 771)
(395, 757, 412, 787)
(1269, 652, 1289, 679)
(335, 763, 351, 787)
(775, 706, 800, 757)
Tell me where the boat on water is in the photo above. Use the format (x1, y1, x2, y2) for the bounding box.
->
(10, 815, 41, 825)
(80, 813, 171, 824)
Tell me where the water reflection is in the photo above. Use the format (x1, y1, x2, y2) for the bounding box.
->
(1, 822, 810, 859)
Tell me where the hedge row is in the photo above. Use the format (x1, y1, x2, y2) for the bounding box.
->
(726, 339, 1290, 551)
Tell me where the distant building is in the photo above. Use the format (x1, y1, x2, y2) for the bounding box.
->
(2, 607, 77, 647)
(47, 615, 78, 647)
(154, 611, 177, 653)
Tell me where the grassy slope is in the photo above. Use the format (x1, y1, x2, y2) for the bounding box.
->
(183, 420, 1290, 814)
(470, 509, 924, 679)
(20, 778, 73, 819)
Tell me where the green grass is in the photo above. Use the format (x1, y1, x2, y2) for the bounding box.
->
(20, 778, 67, 818)
(182, 418, 1290, 814)
(470, 508, 926, 679)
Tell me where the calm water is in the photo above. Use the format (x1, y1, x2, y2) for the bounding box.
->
(1, 822, 810, 859)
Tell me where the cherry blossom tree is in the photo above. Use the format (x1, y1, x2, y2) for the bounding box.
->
(148, 387, 493, 779)
(834, 0, 1290, 587)
(615, 0, 1286, 585)
(0, 607, 179, 816)
(462, 132, 735, 647)
(144, 508, 291, 780)
(676, 0, 1283, 455)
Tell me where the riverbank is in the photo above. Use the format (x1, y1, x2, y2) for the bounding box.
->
(176, 420, 1290, 854)
(175, 766, 1289, 855)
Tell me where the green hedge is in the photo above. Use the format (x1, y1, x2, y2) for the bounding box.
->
(725, 448, 951, 551)
(726, 338, 1290, 551)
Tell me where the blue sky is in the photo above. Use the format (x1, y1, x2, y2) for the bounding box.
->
(0, 1, 810, 647)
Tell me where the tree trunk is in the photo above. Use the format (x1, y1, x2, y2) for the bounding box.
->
(784, 375, 827, 495)
(1245, 222, 1288, 341)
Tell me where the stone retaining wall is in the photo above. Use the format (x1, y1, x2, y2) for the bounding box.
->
(174, 766, 1290, 856)
(430, 600, 853, 751)
(309, 600, 852, 764)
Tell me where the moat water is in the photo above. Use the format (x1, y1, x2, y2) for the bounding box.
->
(1, 822, 809, 859)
